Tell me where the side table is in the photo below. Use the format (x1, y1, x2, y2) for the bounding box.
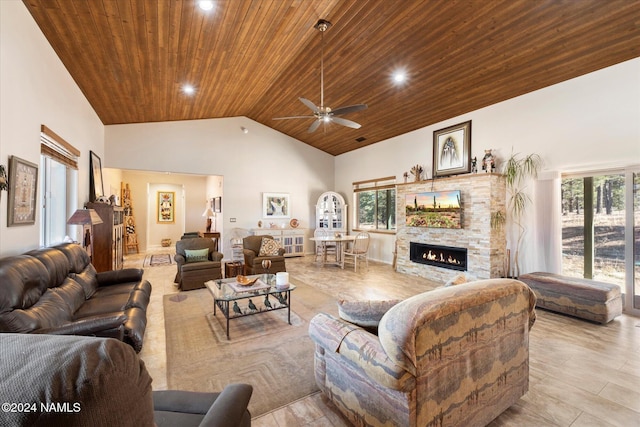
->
(198, 231, 220, 252)
(225, 261, 244, 278)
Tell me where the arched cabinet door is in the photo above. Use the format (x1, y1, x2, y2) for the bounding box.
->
(316, 191, 347, 232)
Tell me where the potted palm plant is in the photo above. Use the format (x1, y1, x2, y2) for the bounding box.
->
(500, 151, 542, 278)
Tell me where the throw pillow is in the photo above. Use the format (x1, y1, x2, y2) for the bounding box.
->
(258, 238, 281, 256)
(444, 272, 477, 287)
(337, 299, 401, 331)
(184, 248, 209, 263)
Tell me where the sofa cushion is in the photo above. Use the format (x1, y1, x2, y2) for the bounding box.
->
(0, 290, 72, 332)
(337, 299, 401, 330)
(258, 238, 281, 256)
(0, 255, 50, 311)
(70, 263, 99, 299)
(185, 248, 209, 263)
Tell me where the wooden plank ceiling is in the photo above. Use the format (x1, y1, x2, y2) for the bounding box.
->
(23, 0, 640, 156)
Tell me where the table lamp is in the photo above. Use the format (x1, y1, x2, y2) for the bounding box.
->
(67, 208, 103, 259)
(202, 205, 214, 232)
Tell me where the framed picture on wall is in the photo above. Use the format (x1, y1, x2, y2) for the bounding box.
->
(89, 151, 104, 202)
(432, 120, 471, 177)
(213, 196, 222, 213)
(157, 191, 175, 223)
(7, 155, 38, 226)
(262, 192, 290, 218)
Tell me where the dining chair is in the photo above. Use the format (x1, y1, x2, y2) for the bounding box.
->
(314, 229, 338, 263)
(341, 231, 370, 272)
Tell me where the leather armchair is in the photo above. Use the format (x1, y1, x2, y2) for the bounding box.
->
(0, 333, 253, 427)
(174, 237, 223, 291)
(242, 235, 286, 275)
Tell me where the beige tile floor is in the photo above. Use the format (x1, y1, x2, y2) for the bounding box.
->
(129, 248, 640, 427)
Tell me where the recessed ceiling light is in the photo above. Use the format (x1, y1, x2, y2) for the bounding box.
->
(392, 70, 407, 84)
(182, 84, 195, 95)
(198, 1, 215, 11)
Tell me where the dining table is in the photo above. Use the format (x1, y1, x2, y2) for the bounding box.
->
(309, 234, 357, 266)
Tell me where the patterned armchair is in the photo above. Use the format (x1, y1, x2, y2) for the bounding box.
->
(309, 278, 537, 427)
(242, 235, 286, 275)
(174, 237, 223, 291)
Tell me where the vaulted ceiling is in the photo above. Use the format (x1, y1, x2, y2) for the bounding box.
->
(23, 0, 640, 156)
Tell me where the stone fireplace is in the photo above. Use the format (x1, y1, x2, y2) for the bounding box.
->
(396, 174, 505, 283)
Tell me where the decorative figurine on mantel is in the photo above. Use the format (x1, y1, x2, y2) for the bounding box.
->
(482, 150, 496, 173)
(403, 172, 409, 183)
(471, 157, 478, 173)
(410, 164, 424, 182)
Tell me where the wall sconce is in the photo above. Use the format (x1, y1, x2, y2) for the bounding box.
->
(67, 208, 103, 259)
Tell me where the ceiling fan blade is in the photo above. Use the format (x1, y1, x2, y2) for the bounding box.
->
(299, 98, 320, 113)
(331, 116, 362, 129)
(307, 119, 322, 133)
(331, 103, 368, 116)
(273, 115, 315, 120)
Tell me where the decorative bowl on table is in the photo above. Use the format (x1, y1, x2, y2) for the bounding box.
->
(236, 275, 258, 286)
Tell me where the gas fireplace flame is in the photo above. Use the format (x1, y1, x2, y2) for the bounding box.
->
(422, 250, 461, 265)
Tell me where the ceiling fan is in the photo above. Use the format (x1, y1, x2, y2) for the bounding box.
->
(273, 19, 367, 133)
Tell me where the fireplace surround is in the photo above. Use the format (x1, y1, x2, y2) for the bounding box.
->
(396, 173, 505, 283)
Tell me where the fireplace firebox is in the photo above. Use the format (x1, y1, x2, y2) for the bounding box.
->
(410, 242, 467, 271)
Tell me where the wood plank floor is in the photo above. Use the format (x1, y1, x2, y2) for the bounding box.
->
(130, 250, 640, 427)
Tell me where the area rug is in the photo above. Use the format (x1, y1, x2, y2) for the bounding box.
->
(143, 253, 173, 267)
(163, 278, 338, 417)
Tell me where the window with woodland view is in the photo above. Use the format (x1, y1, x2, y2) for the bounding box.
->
(354, 177, 396, 231)
(561, 172, 639, 292)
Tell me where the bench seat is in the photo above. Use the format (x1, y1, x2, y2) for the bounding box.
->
(518, 272, 621, 324)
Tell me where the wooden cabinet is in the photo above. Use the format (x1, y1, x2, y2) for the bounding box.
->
(250, 228, 307, 257)
(316, 191, 347, 232)
(86, 202, 124, 272)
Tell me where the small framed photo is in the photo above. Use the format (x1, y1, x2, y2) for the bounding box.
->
(90, 150, 104, 201)
(8, 155, 38, 226)
(433, 120, 472, 177)
(157, 191, 175, 223)
(213, 196, 222, 213)
(262, 193, 290, 218)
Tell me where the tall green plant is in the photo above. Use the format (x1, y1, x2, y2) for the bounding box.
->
(504, 152, 542, 277)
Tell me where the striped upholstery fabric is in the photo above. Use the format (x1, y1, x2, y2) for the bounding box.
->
(309, 278, 536, 427)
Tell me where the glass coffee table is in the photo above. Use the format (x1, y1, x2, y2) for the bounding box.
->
(205, 274, 296, 339)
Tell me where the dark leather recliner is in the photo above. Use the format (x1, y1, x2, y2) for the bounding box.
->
(242, 235, 286, 275)
(0, 333, 253, 427)
(0, 243, 150, 352)
(174, 237, 223, 290)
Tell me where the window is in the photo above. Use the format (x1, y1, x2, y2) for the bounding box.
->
(353, 176, 396, 232)
(561, 167, 640, 313)
(39, 126, 79, 247)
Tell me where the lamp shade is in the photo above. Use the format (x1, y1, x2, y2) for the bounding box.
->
(67, 209, 103, 225)
(202, 207, 214, 217)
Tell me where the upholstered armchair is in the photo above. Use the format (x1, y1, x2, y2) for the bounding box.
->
(309, 278, 537, 427)
(242, 235, 286, 275)
(0, 333, 253, 427)
(174, 237, 223, 291)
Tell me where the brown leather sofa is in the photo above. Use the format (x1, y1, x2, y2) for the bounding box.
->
(242, 235, 286, 275)
(0, 243, 150, 352)
(0, 333, 253, 426)
(174, 237, 223, 290)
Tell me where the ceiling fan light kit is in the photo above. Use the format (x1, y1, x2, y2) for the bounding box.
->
(273, 19, 367, 133)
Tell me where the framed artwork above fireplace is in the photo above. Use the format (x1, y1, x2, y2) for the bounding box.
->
(433, 120, 471, 177)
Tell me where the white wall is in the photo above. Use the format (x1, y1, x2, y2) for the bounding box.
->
(335, 58, 640, 271)
(0, 1, 104, 256)
(104, 117, 335, 258)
